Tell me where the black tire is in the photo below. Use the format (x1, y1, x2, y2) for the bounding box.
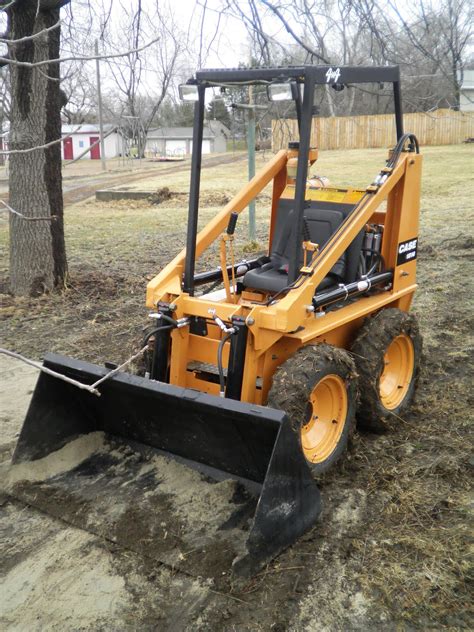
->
(351, 308, 422, 432)
(267, 343, 358, 476)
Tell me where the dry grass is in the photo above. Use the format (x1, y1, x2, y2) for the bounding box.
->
(0, 144, 473, 628)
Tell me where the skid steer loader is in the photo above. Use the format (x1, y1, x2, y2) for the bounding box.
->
(10, 65, 422, 578)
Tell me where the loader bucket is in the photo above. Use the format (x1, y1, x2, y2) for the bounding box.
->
(10, 353, 321, 578)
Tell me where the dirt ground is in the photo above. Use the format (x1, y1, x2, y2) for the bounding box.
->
(0, 145, 473, 630)
(0, 152, 245, 204)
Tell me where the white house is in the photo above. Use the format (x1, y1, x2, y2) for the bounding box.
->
(145, 121, 230, 157)
(61, 124, 124, 160)
(459, 69, 474, 112)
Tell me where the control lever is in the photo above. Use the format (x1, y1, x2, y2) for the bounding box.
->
(227, 211, 238, 235)
(220, 212, 239, 303)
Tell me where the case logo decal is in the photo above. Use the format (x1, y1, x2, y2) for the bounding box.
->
(397, 238, 418, 265)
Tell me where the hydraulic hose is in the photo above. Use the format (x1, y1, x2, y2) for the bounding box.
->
(217, 331, 233, 397)
(143, 325, 175, 347)
(387, 133, 419, 169)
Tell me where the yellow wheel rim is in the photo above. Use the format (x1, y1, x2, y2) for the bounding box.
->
(379, 333, 414, 410)
(301, 374, 347, 464)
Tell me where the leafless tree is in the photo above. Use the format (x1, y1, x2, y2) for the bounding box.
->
(103, 0, 184, 156)
(219, 0, 473, 114)
(1, 0, 69, 296)
(387, 0, 472, 110)
(0, 0, 171, 296)
(60, 64, 96, 123)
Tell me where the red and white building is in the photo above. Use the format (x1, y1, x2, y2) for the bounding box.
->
(61, 124, 124, 160)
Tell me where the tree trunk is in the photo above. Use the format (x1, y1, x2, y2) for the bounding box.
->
(7, 1, 67, 296)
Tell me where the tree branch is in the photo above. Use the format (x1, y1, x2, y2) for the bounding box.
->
(0, 35, 161, 68)
(1, 199, 58, 221)
(0, 18, 61, 44)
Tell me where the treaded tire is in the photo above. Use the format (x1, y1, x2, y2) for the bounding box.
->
(268, 343, 357, 476)
(351, 308, 422, 432)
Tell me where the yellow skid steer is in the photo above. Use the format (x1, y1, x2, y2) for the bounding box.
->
(10, 65, 422, 578)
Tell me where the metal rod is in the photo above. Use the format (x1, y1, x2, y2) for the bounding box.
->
(183, 85, 206, 296)
(294, 82, 302, 135)
(312, 271, 393, 309)
(150, 308, 173, 381)
(288, 70, 315, 284)
(225, 317, 248, 400)
(393, 81, 404, 141)
(95, 40, 107, 171)
(193, 257, 262, 286)
(247, 85, 256, 242)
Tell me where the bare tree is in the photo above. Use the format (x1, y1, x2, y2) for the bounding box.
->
(0, 0, 167, 296)
(61, 64, 96, 123)
(104, 0, 183, 156)
(1, 0, 69, 296)
(220, 0, 473, 114)
(387, 0, 473, 110)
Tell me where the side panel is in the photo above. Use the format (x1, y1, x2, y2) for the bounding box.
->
(383, 154, 422, 294)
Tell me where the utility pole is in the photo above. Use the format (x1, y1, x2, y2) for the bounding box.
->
(95, 40, 107, 171)
(247, 85, 256, 242)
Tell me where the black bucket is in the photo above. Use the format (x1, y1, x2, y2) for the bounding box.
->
(11, 353, 321, 577)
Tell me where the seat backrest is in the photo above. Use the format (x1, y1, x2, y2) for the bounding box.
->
(306, 200, 364, 283)
(270, 198, 364, 283)
(303, 206, 345, 278)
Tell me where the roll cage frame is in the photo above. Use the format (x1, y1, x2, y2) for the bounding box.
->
(182, 65, 404, 295)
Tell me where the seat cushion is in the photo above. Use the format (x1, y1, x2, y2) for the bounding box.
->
(243, 264, 338, 294)
(242, 198, 365, 294)
(243, 264, 289, 293)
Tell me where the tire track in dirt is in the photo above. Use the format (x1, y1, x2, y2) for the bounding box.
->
(63, 153, 247, 205)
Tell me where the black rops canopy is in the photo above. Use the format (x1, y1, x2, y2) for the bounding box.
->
(183, 65, 403, 293)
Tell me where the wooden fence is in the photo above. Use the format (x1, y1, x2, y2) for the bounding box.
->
(272, 109, 474, 150)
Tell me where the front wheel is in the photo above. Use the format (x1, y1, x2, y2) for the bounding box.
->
(351, 308, 422, 432)
(267, 344, 358, 476)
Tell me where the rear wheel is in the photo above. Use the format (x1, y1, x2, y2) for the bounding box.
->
(351, 308, 422, 431)
(268, 344, 357, 476)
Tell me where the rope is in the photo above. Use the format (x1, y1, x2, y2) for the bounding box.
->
(0, 345, 149, 397)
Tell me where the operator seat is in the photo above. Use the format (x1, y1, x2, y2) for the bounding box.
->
(242, 198, 364, 294)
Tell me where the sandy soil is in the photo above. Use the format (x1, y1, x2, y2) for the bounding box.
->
(1, 145, 472, 630)
(0, 356, 37, 460)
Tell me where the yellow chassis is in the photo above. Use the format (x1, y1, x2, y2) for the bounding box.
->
(146, 148, 422, 405)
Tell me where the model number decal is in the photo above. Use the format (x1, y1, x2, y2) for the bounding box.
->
(325, 67, 341, 83)
(397, 238, 418, 265)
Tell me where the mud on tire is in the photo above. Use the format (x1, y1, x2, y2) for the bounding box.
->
(351, 308, 422, 432)
(267, 343, 358, 476)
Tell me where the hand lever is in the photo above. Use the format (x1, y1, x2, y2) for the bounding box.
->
(226, 212, 238, 235)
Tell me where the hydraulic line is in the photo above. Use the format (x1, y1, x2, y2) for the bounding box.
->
(143, 325, 174, 347)
(217, 332, 233, 397)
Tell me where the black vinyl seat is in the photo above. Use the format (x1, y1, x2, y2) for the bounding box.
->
(242, 198, 364, 294)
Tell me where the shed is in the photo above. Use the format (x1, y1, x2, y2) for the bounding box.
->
(61, 124, 123, 160)
(145, 121, 230, 157)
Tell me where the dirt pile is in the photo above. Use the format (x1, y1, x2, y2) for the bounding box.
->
(149, 187, 173, 205)
(1, 433, 105, 488)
